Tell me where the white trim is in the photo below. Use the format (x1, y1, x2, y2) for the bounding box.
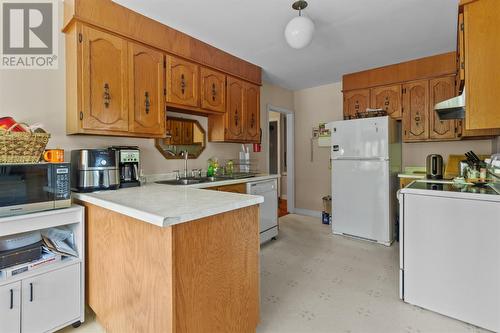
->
(294, 208, 322, 218)
(267, 104, 295, 214)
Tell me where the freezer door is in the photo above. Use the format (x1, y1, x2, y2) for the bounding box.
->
(332, 159, 391, 244)
(330, 117, 389, 159)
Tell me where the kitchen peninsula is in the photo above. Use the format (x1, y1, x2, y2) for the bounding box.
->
(73, 185, 263, 333)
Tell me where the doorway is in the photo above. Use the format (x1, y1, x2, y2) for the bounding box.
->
(267, 105, 295, 215)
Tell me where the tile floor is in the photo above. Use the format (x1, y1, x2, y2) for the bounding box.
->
(59, 214, 489, 333)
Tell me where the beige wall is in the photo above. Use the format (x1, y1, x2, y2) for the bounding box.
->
(252, 82, 294, 173)
(0, 13, 242, 176)
(294, 82, 344, 212)
(403, 140, 493, 167)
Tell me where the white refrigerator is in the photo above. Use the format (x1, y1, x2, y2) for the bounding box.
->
(328, 116, 401, 246)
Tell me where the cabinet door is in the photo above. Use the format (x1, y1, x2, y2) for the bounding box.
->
(22, 264, 81, 333)
(166, 56, 199, 107)
(402, 80, 429, 142)
(128, 43, 165, 136)
(458, 12, 465, 88)
(344, 89, 370, 119)
(200, 67, 226, 113)
(182, 122, 194, 145)
(168, 120, 182, 145)
(225, 77, 245, 141)
(370, 85, 402, 119)
(429, 77, 458, 140)
(245, 83, 260, 142)
(0, 282, 21, 333)
(464, 0, 500, 130)
(81, 26, 129, 132)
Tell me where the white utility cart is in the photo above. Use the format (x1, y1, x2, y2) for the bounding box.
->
(0, 205, 85, 333)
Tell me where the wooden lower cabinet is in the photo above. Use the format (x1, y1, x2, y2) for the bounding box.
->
(208, 183, 247, 194)
(370, 85, 402, 119)
(429, 76, 458, 140)
(403, 80, 429, 142)
(82, 203, 260, 333)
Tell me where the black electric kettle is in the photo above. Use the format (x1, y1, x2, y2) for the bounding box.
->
(426, 154, 444, 180)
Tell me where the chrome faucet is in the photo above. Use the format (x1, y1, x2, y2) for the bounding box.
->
(182, 150, 189, 178)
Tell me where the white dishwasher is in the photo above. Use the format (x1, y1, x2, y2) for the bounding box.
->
(247, 179, 278, 244)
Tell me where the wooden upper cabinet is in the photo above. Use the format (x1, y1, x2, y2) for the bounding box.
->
(457, 12, 465, 90)
(245, 83, 260, 142)
(81, 26, 129, 132)
(429, 76, 458, 140)
(344, 89, 370, 119)
(370, 85, 402, 119)
(128, 43, 165, 136)
(463, 0, 500, 130)
(225, 77, 245, 141)
(402, 80, 429, 142)
(166, 55, 199, 107)
(200, 67, 226, 113)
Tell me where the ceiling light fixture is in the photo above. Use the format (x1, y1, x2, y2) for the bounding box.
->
(284, 0, 315, 49)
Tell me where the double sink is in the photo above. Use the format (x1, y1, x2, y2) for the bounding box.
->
(156, 175, 255, 186)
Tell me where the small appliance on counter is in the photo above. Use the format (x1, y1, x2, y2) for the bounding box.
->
(71, 149, 120, 192)
(426, 154, 444, 180)
(110, 146, 141, 188)
(0, 163, 71, 217)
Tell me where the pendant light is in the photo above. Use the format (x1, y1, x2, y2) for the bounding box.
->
(284, 0, 315, 49)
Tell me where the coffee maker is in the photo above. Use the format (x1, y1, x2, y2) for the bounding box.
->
(111, 147, 141, 188)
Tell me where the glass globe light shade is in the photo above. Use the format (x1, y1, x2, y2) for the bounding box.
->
(284, 15, 315, 49)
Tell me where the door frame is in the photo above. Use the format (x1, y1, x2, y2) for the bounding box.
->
(267, 104, 295, 214)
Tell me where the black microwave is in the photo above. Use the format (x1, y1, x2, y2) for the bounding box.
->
(0, 163, 71, 217)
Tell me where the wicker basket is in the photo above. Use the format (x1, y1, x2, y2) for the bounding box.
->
(0, 124, 51, 164)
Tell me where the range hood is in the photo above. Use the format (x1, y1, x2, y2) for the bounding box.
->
(434, 89, 465, 120)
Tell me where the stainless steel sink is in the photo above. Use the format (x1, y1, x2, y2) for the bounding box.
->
(155, 173, 257, 186)
(156, 178, 205, 185)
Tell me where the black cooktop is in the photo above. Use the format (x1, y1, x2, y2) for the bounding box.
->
(408, 181, 500, 196)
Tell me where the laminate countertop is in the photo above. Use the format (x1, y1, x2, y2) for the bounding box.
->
(72, 175, 280, 227)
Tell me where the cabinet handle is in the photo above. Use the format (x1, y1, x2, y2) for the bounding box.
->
(180, 74, 186, 94)
(30, 283, 33, 302)
(10, 289, 13, 309)
(235, 109, 239, 126)
(144, 91, 150, 114)
(212, 83, 217, 101)
(251, 113, 255, 128)
(103, 83, 111, 108)
(415, 116, 421, 122)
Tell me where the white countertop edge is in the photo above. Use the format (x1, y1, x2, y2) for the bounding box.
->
(397, 174, 426, 179)
(400, 187, 500, 202)
(72, 190, 265, 228)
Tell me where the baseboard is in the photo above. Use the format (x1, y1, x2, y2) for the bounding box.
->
(294, 208, 322, 218)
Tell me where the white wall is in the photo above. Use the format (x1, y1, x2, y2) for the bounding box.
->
(0, 8, 241, 176)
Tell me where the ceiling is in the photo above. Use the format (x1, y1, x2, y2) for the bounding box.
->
(114, 0, 459, 90)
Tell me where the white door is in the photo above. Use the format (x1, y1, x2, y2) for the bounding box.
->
(22, 264, 81, 333)
(330, 117, 389, 159)
(0, 281, 21, 333)
(332, 159, 390, 243)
